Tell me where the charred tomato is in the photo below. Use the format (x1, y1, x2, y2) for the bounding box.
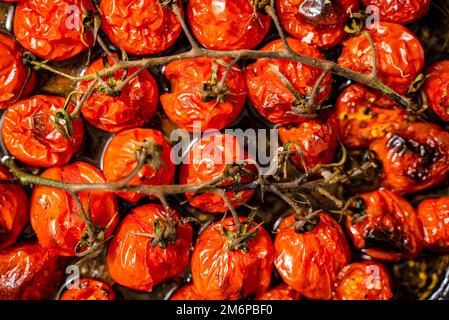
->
(362, 0, 430, 24)
(417, 196, 449, 252)
(255, 283, 301, 300)
(60, 278, 116, 300)
(423, 60, 449, 121)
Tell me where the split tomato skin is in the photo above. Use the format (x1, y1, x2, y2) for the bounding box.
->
(423, 60, 449, 121)
(191, 217, 275, 300)
(187, 0, 271, 50)
(362, 0, 431, 24)
(171, 284, 204, 300)
(1, 95, 85, 168)
(417, 197, 449, 252)
(30, 162, 119, 257)
(106, 204, 193, 292)
(60, 278, 116, 300)
(274, 213, 351, 300)
(255, 283, 301, 301)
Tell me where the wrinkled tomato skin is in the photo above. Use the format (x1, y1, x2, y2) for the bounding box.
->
(60, 278, 116, 300)
(423, 61, 449, 121)
(334, 84, 410, 149)
(279, 119, 338, 171)
(179, 132, 255, 214)
(417, 197, 449, 252)
(370, 123, 449, 194)
(362, 0, 430, 24)
(107, 204, 193, 292)
(274, 213, 351, 300)
(0, 166, 29, 251)
(255, 283, 301, 300)
(30, 162, 119, 257)
(191, 217, 274, 300)
(187, 0, 271, 50)
(277, 0, 359, 49)
(102, 128, 175, 203)
(100, 0, 183, 55)
(79, 56, 159, 133)
(14, 0, 94, 61)
(0, 242, 65, 300)
(161, 58, 247, 132)
(333, 261, 393, 300)
(338, 22, 424, 95)
(346, 188, 423, 262)
(245, 38, 332, 124)
(1, 95, 85, 168)
(171, 284, 204, 300)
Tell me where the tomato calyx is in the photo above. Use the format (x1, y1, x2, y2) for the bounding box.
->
(223, 213, 260, 252)
(150, 218, 179, 248)
(80, 9, 99, 49)
(344, 12, 366, 35)
(291, 212, 320, 234)
(252, 0, 270, 12)
(344, 196, 368, 224)
(407, 73, 426, 95)
(49, 91, 79, 139)
(200, 61, 229, 104)
(135, 137, 164, 171)
(158, 0, 177, 9)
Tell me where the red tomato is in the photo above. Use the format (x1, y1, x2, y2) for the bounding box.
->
(60, 278, 116, 300)
(255, 283, 301, 300)
(338, 22, 424, 95)
(179, 132, 255, 214)
(334, 84, 410, 149)
(171, 284, 204, 300)
(14, 0, 95, 61)
(161, 58, 247, 132)
(0, 242, 65, 300)
(279, 118, 338, 171)
(100, 0, 183, 55)
(417, 197, 449, 252)
(78, 55, 159, 133)
(277, 0, 359, 48)
(370, 123, 449, 194)
(30, 162, 119, 256)
(345, 188, 423, 261)
(191, 217, 274, 300)
(187, 0, 271, 50)
(423, 60, 449, 121)
(102, 128, 175, 203)
(245, 38, 332, 124)
(1, 95, 85, 168)
(274, 213, 351, 300)
(107, 204, 193, 292)
(362, 0, 430, 24)
(0, 165, 29, 251)
(333, 261, 393, 300)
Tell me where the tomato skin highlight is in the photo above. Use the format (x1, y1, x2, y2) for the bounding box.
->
(170, 284, 204, 300)
(255, 283, 301, 300)
(423, 60, 449, 122)
(417, 197, 449, 252)
(361, 0, 431, 24)
(60, 278, 116, 300)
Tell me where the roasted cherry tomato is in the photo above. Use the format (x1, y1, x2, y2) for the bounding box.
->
(102, 128, 175, 203)
(370, 123, 449, 194)
(0, 242, 65, 300)
(274, 213, 351, 300)
(0, 165, 29, 251)
(1, 95, 85, 168)
(423, 60, 449, 121)
(30, 162, 119, 256)
(60, 278, 116, 300)
(245, 38, 332, 124)
(107, 204, 193, 292)
(187, 0, 271, 50)
(78, 55, 159, 133)
(338, 22, 424, 95)
(277, 0, 359, 48)
(171, 284, 204, 300)
(191, 217, 274, 300)
(333, 261, 393, 300)
(14, 0, 94, 61)
(345, 188, 423, 261)
(279, 118, 338, 171)
(179, 132, 255, 214)
(161, 58, 247, 132)
(334, 84, 410, 149)
(417, 197, 449, 252)
(100, 0, 183, 55)
(255, 283, 301, 300)
(362, 0, 430, 24)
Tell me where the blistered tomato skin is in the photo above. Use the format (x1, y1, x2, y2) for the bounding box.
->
(30, 162, 119, 257)
(423, 61, 449, 121)
(187, 0, 271, 50)
(245, 38, 332, 124)
(171, 284, 204, 300)
(14, 0, 94, 61)
(1, 95, 85, 168)
(191, 217, 274, 300)
(346, 188, 423, 262)
(277, 0, 359, 49)
(362, 0, 430, 24)
(333, 261, 393, 300)
(274, 213, 351, 300)
(60, 278, 116, 300)
(79, 56, 159, 133)
(339, 22, 424, 95)
(0, 242, 65, 300)
(179, 132, 255, 214)
(102, 128, 175, 203)
(370, 123, 449, 194)
(107, 204, 193, 292)
(100, 0, 183, 55)
(161, 58, 247, 132)
(334, 84, 409, 149)
(255, 284, 301, 300)
(417, 197, 449, 252)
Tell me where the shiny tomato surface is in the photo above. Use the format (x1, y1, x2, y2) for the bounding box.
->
(362, 0, 431, 24)
(170, 284, 204, 300)
(60, 278, 116, 300)
(255, 283, 301, 300)
(423, 60, 449, 121)
(417, 197, 449, 252)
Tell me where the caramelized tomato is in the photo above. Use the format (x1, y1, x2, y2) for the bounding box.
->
(417, 197, 449, 252)
(362, 0, 431, 24)
(423, 60, 449, 121)
(255, 283, 301, 300)
(60, 278, 116, 300)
